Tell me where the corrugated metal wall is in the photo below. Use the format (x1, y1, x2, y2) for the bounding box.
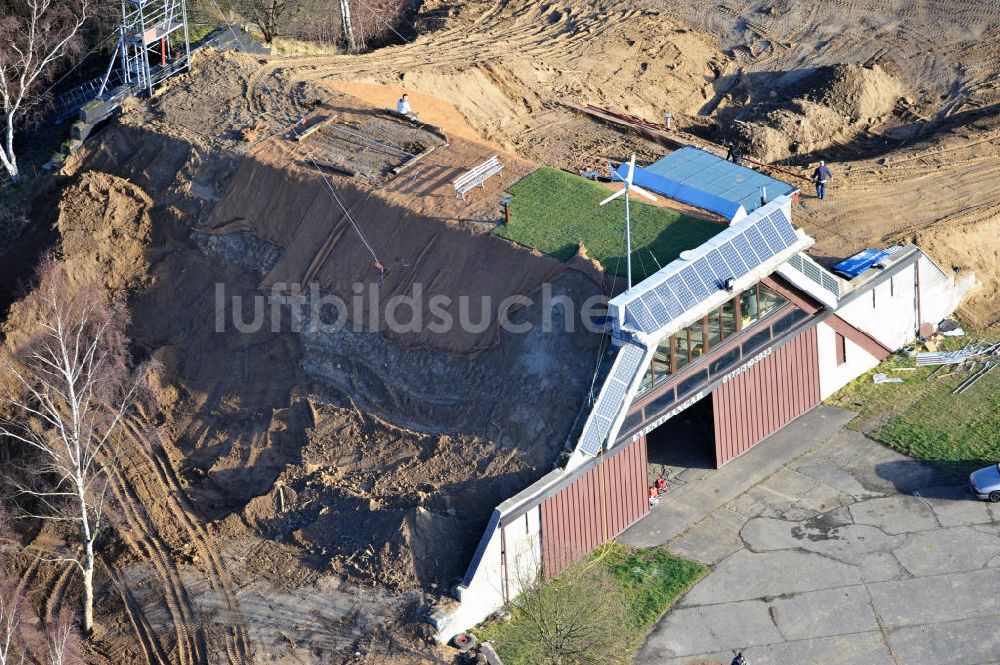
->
(713, 326, 820, 466)
(539, 438, 648, 578)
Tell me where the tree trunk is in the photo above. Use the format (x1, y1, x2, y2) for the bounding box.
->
(340, 0, 356, 52)
(82, 543, 95, 635)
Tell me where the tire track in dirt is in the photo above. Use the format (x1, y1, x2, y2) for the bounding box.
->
(42, 560, 75, 624)
(122, 418, 254, 665)
(103, 556, 172, 665)
(108, 454, 208, 665)
(243, 0, 634, 122)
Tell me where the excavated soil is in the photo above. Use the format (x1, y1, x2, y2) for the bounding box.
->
(5, 1, 1000, 664)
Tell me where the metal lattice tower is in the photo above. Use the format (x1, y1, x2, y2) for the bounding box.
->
(100, 0, 191, 97)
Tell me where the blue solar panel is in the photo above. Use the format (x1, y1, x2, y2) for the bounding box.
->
(704, 249, 730, 283)
(718, 242, 749, 277)
(773, 211, 798, 245)
(666, 274, 697, 309)
(731, 233, 758, 268)
(759, 216, 786, 253)
(640, 291, 668, 327)
(691, 258, 720, 291)
(630, 300, 657, 332)
(744, 227, 770, 262)
(654, 285, 685, 318)
(681, 268, 711, 300)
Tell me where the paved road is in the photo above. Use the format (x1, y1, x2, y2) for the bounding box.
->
(621, 407, 1000, 665)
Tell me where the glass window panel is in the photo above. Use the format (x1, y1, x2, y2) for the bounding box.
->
(706, 308, 722, 351)
(637, 362, 654, 394)
(771, 307, 809, 337)
(646, 388, 675, 416)
(739, 286, 760, 329)
(677, 369, 708, 398)
(674, 331, 690, 371)
(758, 284, 787, 320)
(709, 346, 741, 375)
(620, 410, 642, 437)
(652, 348, 671, 385)
(688, 321, 706, 360)
(721, 298, 737, 340)
(741, 328, 771, 355)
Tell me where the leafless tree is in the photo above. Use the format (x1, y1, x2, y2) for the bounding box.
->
(0, 507, 42, 665)
(345, 0, 406, 51)
(498, 551, 631, 665)
(44, 607, 83, 665)
(0, 259, 150, 635)
(0, 0, 89, 182)
(237, 0, 299, 43)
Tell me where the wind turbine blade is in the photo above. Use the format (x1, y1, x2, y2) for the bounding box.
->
(627, 154, 636, 185)
(599, 188, 627, 206)
(631, 184, 658, 202)
(609, 161, 623, 181)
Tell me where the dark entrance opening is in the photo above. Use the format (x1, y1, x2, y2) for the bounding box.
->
(645, 394, 716, 493)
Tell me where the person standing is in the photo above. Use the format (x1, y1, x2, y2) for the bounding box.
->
(731, 652, 748, 665)
(812, 160, 832, 199)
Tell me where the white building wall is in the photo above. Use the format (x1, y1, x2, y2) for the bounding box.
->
(816, 321, 881, 399)
(917, 254, 977, 326)
(836, 263, 918, 351)
(430, 502, 544, 641)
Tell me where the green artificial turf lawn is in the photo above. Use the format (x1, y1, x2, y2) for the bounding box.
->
(495, 167, 723, 281)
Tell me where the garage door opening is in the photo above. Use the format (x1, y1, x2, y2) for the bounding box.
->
(646, 394, 716, 494)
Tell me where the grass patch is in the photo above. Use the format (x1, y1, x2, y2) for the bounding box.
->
(826, 329, 1000, 473)
(475, 543, 706, 664)
(495, 167, 722, 281)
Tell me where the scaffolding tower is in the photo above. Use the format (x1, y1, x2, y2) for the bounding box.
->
(98, 0, 191, 98)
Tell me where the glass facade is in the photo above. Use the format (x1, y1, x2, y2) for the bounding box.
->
(634, 283, 790, 396)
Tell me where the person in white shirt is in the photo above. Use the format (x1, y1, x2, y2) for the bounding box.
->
(397, 94, 417, 119)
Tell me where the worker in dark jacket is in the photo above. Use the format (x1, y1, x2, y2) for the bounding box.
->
(812, 160, 832, 199)
(731, 652, 748, 665)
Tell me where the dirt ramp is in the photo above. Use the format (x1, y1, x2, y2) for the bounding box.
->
(201, 153, 581, 355)
(56, 172, 154, 291)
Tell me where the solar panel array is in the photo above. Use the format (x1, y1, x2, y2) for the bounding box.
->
(622, 208, 799, 335)
(787, 253, 841, 298)
(578, 341, 648, 456)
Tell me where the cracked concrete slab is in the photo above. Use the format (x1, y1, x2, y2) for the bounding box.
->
(669, 507, 746, 565)
(740, 516, 905, 564)
(768, 585, 879, 640)
(683, 549, 861, 605)
(893, 525, 1000, 575)
(630, 406, 1000, 665)
(888, 614, 1000, 665)
(637, 600, 781, 659)
(655, 631, 896, 665)
(867, 568, 1000, 627)
(848, 495, 939, 534)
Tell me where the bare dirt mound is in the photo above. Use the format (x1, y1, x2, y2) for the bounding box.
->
(56, 172, 154, 291)
(733, 64, 906, 162)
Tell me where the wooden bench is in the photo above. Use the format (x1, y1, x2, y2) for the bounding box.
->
(453, 155, 504, 199)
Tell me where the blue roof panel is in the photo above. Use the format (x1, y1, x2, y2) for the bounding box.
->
(644, 147, 798, 215)
(832, 249, 889, 279)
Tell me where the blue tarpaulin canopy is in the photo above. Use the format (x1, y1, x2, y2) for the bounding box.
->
(832, 249, 889, 279)
(626, 146, 797, 220)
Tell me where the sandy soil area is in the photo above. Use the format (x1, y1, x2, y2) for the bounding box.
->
(4, 1, 999, 664)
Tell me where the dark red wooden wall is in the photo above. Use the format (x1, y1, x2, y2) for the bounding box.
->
(539, 437, 648, 578)
(712, 326, 820, 466)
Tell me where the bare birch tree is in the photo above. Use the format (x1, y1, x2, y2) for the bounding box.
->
(0, 0, 89, 182)
(0, 259, 149, 635)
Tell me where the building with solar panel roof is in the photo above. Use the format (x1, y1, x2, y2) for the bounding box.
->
(432, 175, 974, 642)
